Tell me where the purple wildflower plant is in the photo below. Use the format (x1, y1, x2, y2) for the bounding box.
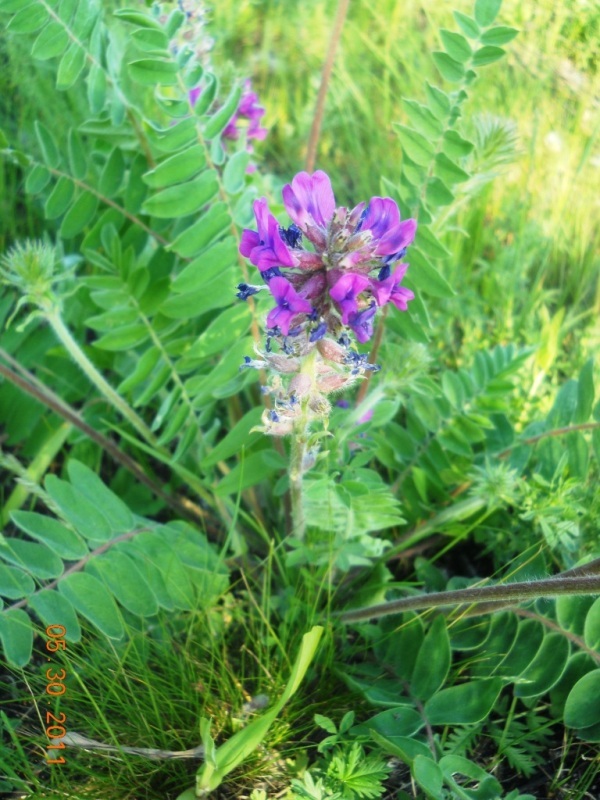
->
(238, 170, 417, 436)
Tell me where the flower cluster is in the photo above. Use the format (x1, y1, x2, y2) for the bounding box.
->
(239, 170, 416, 344)
(237, 171, 417, 436)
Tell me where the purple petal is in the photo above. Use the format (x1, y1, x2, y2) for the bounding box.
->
(282, 170, 336, 231)
(330, 272, 370, 324)
(359, 197, 417, 257)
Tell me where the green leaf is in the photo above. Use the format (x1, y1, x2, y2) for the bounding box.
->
(93, 323, 149, 351)
(29, 589, 82, 642)
(434, 152, 470, 184)
(196, 627, 323, 793)
(408, 249, 455, 299)
(203, 85, 242, 139)
(481, 25, 518, 45)
(45, 475, 112, 542)
(143, 171, 219, 218)
(11, 511, 88, 559)
(413, 755, 444, 798)
(440, 29, 472, 63)
(56, 43, 86, 91)
(114, 8, 164, 29)
(222, 150, 250, 194)
(99, 148, 125, 197)
(514, 633, 570, 698)
(425, 678, 502, 724)
(68, 128, 87, 180)
(131, 27, 170, 53)
(556, 595, 594, 636)
(474, 0, 503, 27)
(117, 347, 161, 393)
(402, 100, 443, 139)
(0, 564, 34, 599)
(143, 145, 207, 189)
(424, 83, 451, 119)
(44, 176, 74, 219)
(167, 202, 231, 258)
(193, 74, 217, 116)
(426, 176, 454, 207)
(574, 358, 595, 423)
(148, 118, 197, 154)
(0, 609, 33, 667)
(432, 51, 465, 83)
(157, 403, 189, 445)
(584, 597, 600, 651)
(35, 121, 60, 168)
(0, 538, 63, 579)
(88, 551, 158, 616)
(395, 125, 435, 166)
(126, 532, 196, 609)
(200, 408, 262, 468)
(440, 756, 501, 796)
(184, 305, 252, 362)
(32, 21, 70, 59)
(0, 0, 35, 11)
(59, 572, 124, 639)
(495, 619, 544, 678)
(6, 3, 47, 33)
(214, 450, 286, 496)
(67, 460, 135, 532)
(128, 58, 179, 86)
(442, 130, 474, 158)
(25, 164, 51, 194)
(472, 45, 505, 67)
(453, 11, 481, 39)
(57, 0, 78, 26)
(171, 236, 238, 293)
(410, 616, 451, 700)
(60, 191, 99, 238)
(87, 64, 107, 114)
(564, 670, 600, 730)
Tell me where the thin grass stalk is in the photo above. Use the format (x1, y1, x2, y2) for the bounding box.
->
(305, 0, 351, 172)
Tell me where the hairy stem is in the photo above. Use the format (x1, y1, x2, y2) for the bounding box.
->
(46, 307, 156, 444)
(338, 574, 600, 623)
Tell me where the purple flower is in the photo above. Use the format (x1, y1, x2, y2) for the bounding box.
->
(329, 272, 370, 324)
(369, 262, 408, 306)
(282, 171, 336, 234)
(358, 197, 417, 258)
(240, 199, 296, 272)
(348, 303, 377, 344)
(266, 277, 313, 335)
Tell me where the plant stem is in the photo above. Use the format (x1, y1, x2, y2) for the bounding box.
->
(46, 307, 156, 444)
(338, 574, 600, 623)
(288, 349, 319, 540)
(289, 432, 308, 540)
(305, 0, 351, 172)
